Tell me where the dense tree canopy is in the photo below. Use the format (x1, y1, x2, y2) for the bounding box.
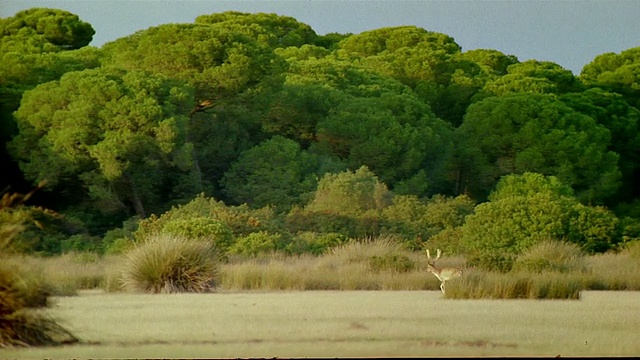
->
(455, 93, 621, 203)
(9, 68, 195, 219)
(2, 8, 640, 256)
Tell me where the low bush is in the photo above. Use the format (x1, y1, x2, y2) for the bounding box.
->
(121, 234, 219, 293)
(229, 231, 283, 256)
(161, 217, 234, 252)
(285, 231, 350, 255)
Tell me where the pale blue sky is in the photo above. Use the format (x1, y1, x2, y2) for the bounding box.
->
(2, 0, 640, 74)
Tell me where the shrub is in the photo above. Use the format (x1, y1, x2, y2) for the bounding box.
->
(304, 166, 391, 215)
(121, 234, 219, 293)
(285, 231, 349, 255)
(161, 217, 234, 251)
(424, 226, 466, 255)
(230, 231, 283, 256)
(135, 194, 285, 241)
(511, 240, 586, 273)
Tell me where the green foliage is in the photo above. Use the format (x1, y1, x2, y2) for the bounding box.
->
(0, 8, 94, 50)
(221, 136, 320, 212)
(380, 194, 474, 248)
(423, 194, 475, 230)
(101, 20, 283, 99)
(462, 173, 619, 272)
(229, 231, 283, 256)
(559, 88, 640, 203)
(101, 217, 139, 254)
(314, 91, 454, 191)
(161, 217, 234, 251)
(336, 25, 460, 88)
(476, 60, 581, 99)
(122, 234, 219, 293)
(285, 231, 349, 255)
(456, 93, 621, 203)
(580, 46, 640, 107)
(305, 166, 391, 215)
(194, 11, 318, 49)
(133, 194, 288, 256)
(261, 83, 340, 146)
(459, 49, 518, 76)
(488, 172, 574, 201)
(59, 233, 102, 253)
(3, 9, 640, 261)
(9, 67, 196, 218)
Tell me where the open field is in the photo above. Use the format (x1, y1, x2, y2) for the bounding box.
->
(2, 290, 640, 358)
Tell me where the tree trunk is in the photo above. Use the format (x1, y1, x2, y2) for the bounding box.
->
(123, 171, 146, 219)
(188, 112, 204, 193)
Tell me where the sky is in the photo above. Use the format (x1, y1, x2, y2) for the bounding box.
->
(2, 0, 640, 75)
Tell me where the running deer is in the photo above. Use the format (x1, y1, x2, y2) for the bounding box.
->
(426, 249, 463, 294)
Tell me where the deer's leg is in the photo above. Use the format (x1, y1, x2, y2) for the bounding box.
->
(440, 281, 446, 294)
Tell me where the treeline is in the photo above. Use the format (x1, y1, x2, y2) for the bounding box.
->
(1, 9, 639, 270)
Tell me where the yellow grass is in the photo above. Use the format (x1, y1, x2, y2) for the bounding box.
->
(1, 290, 639, 358)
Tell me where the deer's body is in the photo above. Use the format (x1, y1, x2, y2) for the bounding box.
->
(426, 249, 463, 294)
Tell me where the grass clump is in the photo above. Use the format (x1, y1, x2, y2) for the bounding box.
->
(1, 184, 78, 347)
(447, 269, 583, 300)
(121, 234, 219, 293)
(511, 240, 586, 274)
(583, 241, 640, 290)
(1, 265, 78, 348)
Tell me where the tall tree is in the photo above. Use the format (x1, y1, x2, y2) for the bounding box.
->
(194, 11, 318, 49)
(455, 93, 621, 204)
(1, 8, 99, 196)
(580, 46, 640, 108)
(8, 68, 195, 219)
(221, 135, 320, 212)
(560, 88, 640, 204)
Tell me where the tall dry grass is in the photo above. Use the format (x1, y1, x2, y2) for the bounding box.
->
(220, 237, 450, 291)
(2, 252, 120, 297)
(583, 242, 640, 290)
(4, 238, 640, 300)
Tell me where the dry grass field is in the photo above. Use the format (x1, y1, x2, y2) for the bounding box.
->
(2, 290, 639, 358)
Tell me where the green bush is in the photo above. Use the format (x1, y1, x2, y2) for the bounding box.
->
(230, 231, 283, 256)
(511, 240, 586, 273)
(462, 174, 620, 271)
(135, 194, 285, 240)
(104, 237, 135, 255)
(162, 217, 234, 251)
(286, 231, 349, 255)
(121, 234, 219, 293)
(60, 234, 102, 253)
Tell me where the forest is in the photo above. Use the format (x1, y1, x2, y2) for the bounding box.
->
(1, 8, 640, 273)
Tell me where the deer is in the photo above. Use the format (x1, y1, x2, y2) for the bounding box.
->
(426, 249, 463, 294)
